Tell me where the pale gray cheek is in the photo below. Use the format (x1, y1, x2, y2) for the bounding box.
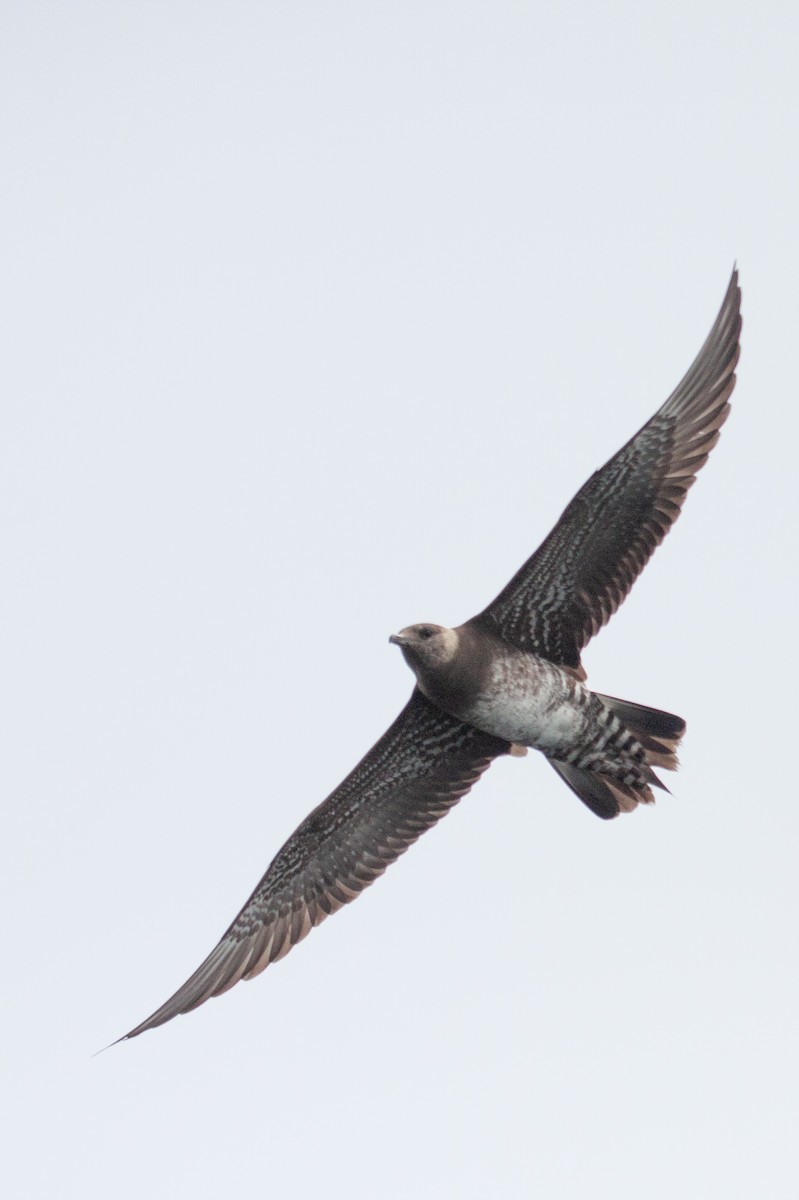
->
(428, 632, 459, 668)
(441, 631, 460, 664)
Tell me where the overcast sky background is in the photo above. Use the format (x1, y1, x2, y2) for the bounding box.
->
(3, 4, 799, 1197)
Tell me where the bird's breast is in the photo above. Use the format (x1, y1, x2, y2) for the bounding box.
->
(451, 654, 590, 750)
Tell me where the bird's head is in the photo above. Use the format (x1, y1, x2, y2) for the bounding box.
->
(389, 624, 460, 673)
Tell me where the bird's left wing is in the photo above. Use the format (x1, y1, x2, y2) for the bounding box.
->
(473, 268, 741, 671)
(120, 689, 509, 1041)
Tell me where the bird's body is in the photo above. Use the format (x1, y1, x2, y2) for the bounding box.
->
(394, 623, 591, 750)
(118, 268, 742, 1042)
(391, 622, 682, 815)
(451, 645, 590, 752)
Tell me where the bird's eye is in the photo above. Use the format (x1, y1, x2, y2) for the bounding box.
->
(418, 627, 435, 640)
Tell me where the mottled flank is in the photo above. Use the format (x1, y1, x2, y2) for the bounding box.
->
(120, 269, 741, 1042)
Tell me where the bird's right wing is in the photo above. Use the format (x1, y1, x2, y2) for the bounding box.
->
(120, 690, 509, 1041)
(475, 269, 741, 672)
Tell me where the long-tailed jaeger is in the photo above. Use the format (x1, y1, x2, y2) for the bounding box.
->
(120, 269, 741, 1041)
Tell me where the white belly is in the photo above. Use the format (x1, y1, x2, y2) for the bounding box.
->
(465, 656, 589, 751)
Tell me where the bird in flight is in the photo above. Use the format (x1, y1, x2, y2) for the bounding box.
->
(119, 269, 741, 1041)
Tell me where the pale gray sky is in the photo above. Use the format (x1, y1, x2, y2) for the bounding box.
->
(3, 4, 798, 1198)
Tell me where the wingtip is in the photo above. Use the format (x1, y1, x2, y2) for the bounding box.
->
(92, 1033, 129, 1056)
(726, 263, 742, 320)
(723, 262, 742, 311)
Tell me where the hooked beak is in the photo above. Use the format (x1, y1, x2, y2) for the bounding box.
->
(389, 633, 408, 646)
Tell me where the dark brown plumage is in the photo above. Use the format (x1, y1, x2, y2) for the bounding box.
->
(476, 269, 741, 672)
(121, 694, 508, 1040)
(118, 269, 741, 1041)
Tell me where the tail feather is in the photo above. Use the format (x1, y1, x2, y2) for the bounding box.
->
(549, 760, 645, 820)
(551, 696, 686, 820)
(594, 693, 685, 771)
